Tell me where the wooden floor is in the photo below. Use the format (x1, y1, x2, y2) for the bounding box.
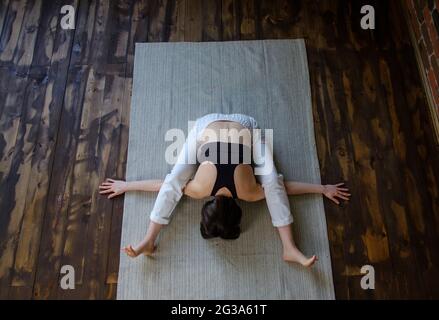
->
(0, 0, 438, 300)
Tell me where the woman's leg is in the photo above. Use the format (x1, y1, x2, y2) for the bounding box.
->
(122, 221, 163, 257)
(254, 134, 317, 267)
(277, 225, 318, 267)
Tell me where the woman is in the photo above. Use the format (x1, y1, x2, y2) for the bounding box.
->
(100, 114, 350, 268)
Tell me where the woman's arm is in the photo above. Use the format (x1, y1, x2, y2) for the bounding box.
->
(285, 181, 350, 204)
(99, 179, 163, 198)
(99, 176, 210, 200)
(284, 181, 324, 195)
(125, 180, 163, 192)
(247, 181, 350, 205)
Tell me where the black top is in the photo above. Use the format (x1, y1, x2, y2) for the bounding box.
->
(198, 141, 252, 199)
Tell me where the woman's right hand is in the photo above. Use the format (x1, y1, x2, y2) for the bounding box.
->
(99, 178, 128, 199)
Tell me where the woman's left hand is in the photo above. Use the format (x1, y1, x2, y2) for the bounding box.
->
(323, 183, 351, 205)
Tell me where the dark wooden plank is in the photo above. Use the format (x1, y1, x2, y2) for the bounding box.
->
(147, 0, 171, 42)
(0, 70, 28, 186)
(0, 70, 28, 299)
(340, 48, 424, 299)
(0, 65, 63, 299)
(54, 66, 127, 301)
(69, 0, 98, 66)
(167, 0, 183, 42)
(55, 66, 106, 298)
(30, 0, 64, 67)
(368, 49, 426, 299)
(126, 0, 149, 76)
(201, 0, 221, 41)
(32, 65, 90, 299)
(341, 50, 397, 299)
(0, 65, 12, 117)
(301, 0, 335, 50)
(104, 282, 116, 300)
(236, 0, 255, 40)
(307, 47, 351, 299)
(80, 64, 127, 299)
(0, 0, 27, 67)
(305, 0, 439, 299)
(0, 0, 11, 40)
(55, 0, 132, 298)
(103, 1, 142, 293)
(262, 0, 305, 40)
(2, 0, 79, 299)
(184, 0, 201, 41)
(0, 0, 44, 75)
(12, 0, 42, 71)
(221, 0, 236, 41)
(309, 48, 389, 299)
(105, 75, 131, 295)
(386, 46, 439, 298)
(7, 285, 32, 299)
(259, 0, 299, 40)
(7, 66, 52, 292)
(72, 0, 132, 68)
(105, 0, 132, 65)
(88, 1, 111, 69)
(11, 43, 76, 296)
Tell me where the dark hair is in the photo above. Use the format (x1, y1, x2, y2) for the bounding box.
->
(200, 196, 242, 240)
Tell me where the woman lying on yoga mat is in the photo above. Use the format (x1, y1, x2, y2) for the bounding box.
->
(100, 114, 350, 268)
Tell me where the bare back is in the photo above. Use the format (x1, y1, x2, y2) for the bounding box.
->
(184, 121, 264, 201)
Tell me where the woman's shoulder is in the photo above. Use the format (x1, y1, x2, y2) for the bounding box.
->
(184, 162, 216, 199)
(234, 165, 264, 202)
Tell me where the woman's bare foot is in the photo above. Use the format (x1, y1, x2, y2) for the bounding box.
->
(283, 247, 318, 268)
(122, 242, 156, 258)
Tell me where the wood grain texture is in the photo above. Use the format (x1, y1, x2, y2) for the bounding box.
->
(0, 1, 11, 39)
(0, 0, 438, 299)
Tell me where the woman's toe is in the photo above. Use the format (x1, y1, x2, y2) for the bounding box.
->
(122, 245, 137, 257)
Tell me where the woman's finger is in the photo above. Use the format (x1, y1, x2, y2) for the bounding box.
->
(108, 192, 119, 199)
(99, 185, 111, 189)
(100, 183, 112, 187)
(338, 191, 351, 196)
(336, 195, 350, 201)
(100, 189, 113, 194)
(337, 187, 349, 192)
(329, 196, 340, 205)
(335, 183, 345, 187)
(106, 178, 115, 183)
